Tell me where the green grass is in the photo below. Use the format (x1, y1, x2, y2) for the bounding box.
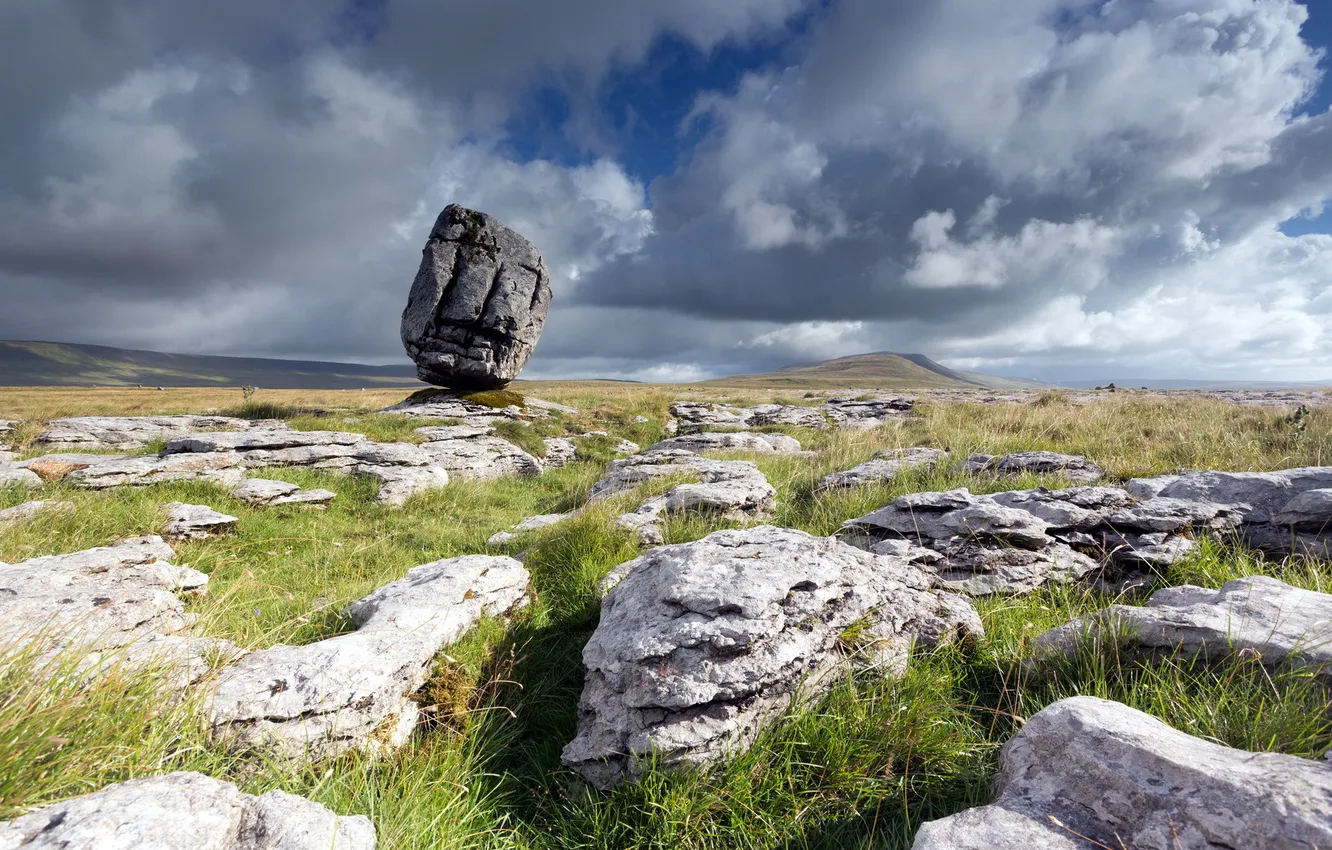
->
(1, 390, 1331, 847)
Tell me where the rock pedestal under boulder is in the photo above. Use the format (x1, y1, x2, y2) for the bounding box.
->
(400, 204, 552, 390)
(0, 771, 376, 850)
(561, 526, 981, 789)
(208, 554, 529, 760)
(912, 696, 1332, 849)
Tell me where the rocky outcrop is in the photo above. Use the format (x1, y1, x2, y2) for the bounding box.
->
(668, 402, 829, 434)
(208, 555, 529, 760)
(840, 486, 1242, 595)
(162, 502, 239, 540)
(0, 462, 42, 489)
(1034, 576, 1332, 675)
(231, 478, 336, 507)
(648, 432, 803, 455)
(541, 437, 577, 468)
(487, 512, 575, 545)
(415, 425, 541, 480)
(824, 395, 914, 429)
(817, 447, 948, 491)
(961, 450, 1104, 483)
(37, 415, 269, 449)
(400, 204, 552, 389)
(68, 453, 247, 490)
(589, 449, 777, 546)
(0, 536, 238, 685)
(19, 452, 128, 481)
(562, 526, 981, 788)
(913, 696, 1332, 849)
(0, 771, 376, 850)
(0, 499, 73, 527)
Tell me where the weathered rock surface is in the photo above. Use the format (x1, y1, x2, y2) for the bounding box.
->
(841, 486, 1242, 594)
(0, 420, 14, 461)
(668, 402, 829, 434)
(962, 450, 1104, 483)
(487, 512, 575, 545)
(416, 426, 541, 480)
(231, 478, 336, 507)
(361, 465, 450, 507)
(0, 771, 376, 850)
(562, 526, 981, 788)
(19, 452, 129, 481)
(817, 447, 948, 491)
(0, 499, 73, 527)
(37, 415, 270, 449)
(208, 555, 529, 760)
(0, 536, 238, 684)
(400, 204, 552, 389)
(1034, 576, 1332, 674)
(541, 437, 577, 468)
(824, 395, 915, 429)
(377, 392, 532, 424)
(590, 448, 777, 545)
(0, 462, 42, 489)
(162, 502, 239, 540)
(912, 696, 1332, 849)
(68, 453, 247, 490)
(648, 432, 803, 455)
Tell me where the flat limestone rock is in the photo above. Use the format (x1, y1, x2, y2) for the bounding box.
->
(912, 696, 1332, 849)
(0, 462, 42, 489)
(0, 499, 74, 527)
(562, 526, 981, 788)
(162, 502, 239, 540)
(1033, 576, 1332, 674)
(667, 402, 828, 434)
(37, 415, 266, 449)
(418, 433, 541, 481)
(208, 554, 529, 760)
(824, 395, 914, 429)
(0, 770, 375, 850)
(963, 450, 1104, 483)
(0, 536, 237, 685)
(487, 512, 575, 545)
(359, 464, 450, 506)
(400, 204, 552, 389)
(68, 453, 246, 490)
(647, 432, 803, 455)
(231, 478, 337, 507)
(541, 437, 577, 469)
(19, 453, 130, 482)
(817, 447, 948, 491)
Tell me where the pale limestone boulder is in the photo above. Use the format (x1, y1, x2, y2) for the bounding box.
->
(37, 415, 267, 449)
(231, 479, 336, 507)
(162, 502, 238, 540)
(0, 500, 73, 527)
(647, 432, 802, 455)
(816, 447, 948, 491)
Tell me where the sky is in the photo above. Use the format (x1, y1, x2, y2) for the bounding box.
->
(2, 0, 1332, 383)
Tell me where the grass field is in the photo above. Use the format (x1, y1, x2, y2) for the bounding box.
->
(2, 385, 1331, 848)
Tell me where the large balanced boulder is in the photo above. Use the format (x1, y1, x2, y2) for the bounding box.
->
(0, 771, 375, 850)
(913, 696, 1332, 849)
(561, 526, 981, 788)
(400, 204, 552, 390)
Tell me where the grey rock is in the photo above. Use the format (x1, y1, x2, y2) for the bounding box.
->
(232, 479, 336, 507)
(162, 502, 239, 540)
(745, 404, 830, 430)
(981, 450, 1105, 483)
(0, 500, 73, 527)
(1034, 576, 1332, 674)
(419, 434, 541, 481)
(0, 536, 237, 685)
(68, 453, 246, 490)
(648, 432, 803, 455)
(824, 396, 914, 429)
(817, 447, 949, 491)
(959, 453, 996, 474)
(414, 424, 496, 440)
(1156, 467, 1332, 523)
(541, 437, 577, 468)
(400, 204, 552, 389)
(912, 696, 1332, 850)
(37, 415, 265, 449)
(19, 453, 130, 482)
(378, 392, 529, 424)
(209, 554, 529, 760)
(667, 402, 829, 434)
(487, 512, 575, 545)
(562, 526, 981, 788)
(1270, 487, 1332, 527)
(0, 462, 42, 489)
(359, 464, 450, 506)
(0, 770, 375, 849)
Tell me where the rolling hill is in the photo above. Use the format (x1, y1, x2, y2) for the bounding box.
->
(701, 352, 1046, 390)
(0, 340, 423, 389)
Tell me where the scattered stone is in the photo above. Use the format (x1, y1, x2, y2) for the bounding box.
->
(208, 554, 529, 760)
(416, 427, 541, 480)
(400, 204, 552, 389)
(231, 478, 337, 507)
(648, 432, 803, 454)
(19, 452, 129, 481)
(0, 499, 74, 527)
(1033, 576, 1332, 675)
(362, 465, 451, 506)
(162, 502, 239, 540)
(525, 397, 579, 415)
(67, 453, 246, 490)
(562, 526, 981, 788)
(0, 462, 42, 489)
(668, 402, 829, 434)
(824, 395, 914, 429)
(0, 771, 376, 850)
(0, 421, 13, 462)
(816, 447, 948, 491)
(962, 450, 1104, 483)
(541, 437, 577, 468)
(840, 485, 1242, 594)
(0, 536, 237, 685)
(487, 512, 575, 545)
(37, 415, 271, 450)
(632, 415, 650, 424)
(912, 696, 1332, 849)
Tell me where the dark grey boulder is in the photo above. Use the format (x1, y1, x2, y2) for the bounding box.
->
(401, 204, 552, 390)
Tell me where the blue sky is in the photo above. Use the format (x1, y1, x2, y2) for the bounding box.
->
(2, 0, 1332, 381)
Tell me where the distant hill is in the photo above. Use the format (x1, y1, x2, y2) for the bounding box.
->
(0, 340, 423, 389)
(702, 352, 1047, 390)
